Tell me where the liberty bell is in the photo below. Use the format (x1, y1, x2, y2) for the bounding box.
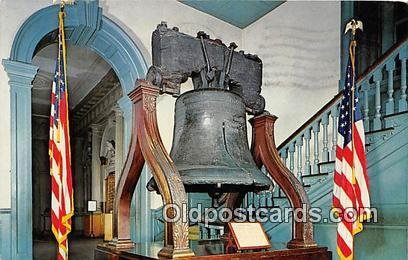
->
(146, 22, 272, 196)
(170, 88, 272, 193)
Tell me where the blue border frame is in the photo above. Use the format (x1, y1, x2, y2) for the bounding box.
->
(2, 1, 149, 258)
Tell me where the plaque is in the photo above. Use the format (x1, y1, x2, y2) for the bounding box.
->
(87, 200, 97, 212)
(228, 222, 271, 250)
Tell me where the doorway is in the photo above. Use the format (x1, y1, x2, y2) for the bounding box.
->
(3, 2, 148, 258)
(31, 43, 122, 259)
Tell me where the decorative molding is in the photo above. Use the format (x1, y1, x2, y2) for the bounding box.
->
(68, 0, 102, 47)
(73, 84, 122, 134)
(1, 60, 38, 259)
(71, 69, 122, 123)
(32, 70, 52, 89)
(2, 59, 39, 87)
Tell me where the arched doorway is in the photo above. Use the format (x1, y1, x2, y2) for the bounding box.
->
(2, 1, 148, 258)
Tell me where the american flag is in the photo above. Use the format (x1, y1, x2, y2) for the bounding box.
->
(49, 10, 74, 260)
(333, 54, 371, 260)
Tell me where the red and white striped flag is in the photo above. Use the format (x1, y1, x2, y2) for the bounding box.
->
(332, 41, 371, 260)
(49, 9, 74, 260)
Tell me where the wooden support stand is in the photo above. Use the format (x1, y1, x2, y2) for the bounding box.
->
(101, 80, 194, 258)
(250, 113, 316, 248)
(96, 81, 326, 258)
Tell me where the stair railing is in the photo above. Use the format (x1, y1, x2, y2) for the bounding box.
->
(246, 39, 407, 208)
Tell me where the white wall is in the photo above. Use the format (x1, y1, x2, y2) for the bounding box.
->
(243, 1, 340, 144)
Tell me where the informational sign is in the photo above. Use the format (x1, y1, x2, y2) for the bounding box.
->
(228, 222, 271, 250)
(87, 200, 97, 212)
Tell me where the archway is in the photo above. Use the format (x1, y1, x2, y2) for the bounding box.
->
(2, 1, 148, 258)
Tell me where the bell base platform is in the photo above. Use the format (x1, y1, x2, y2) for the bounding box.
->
(95, 240, 331, 259)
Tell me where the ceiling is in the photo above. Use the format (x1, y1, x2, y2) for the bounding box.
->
(32, 44, 112, 115)
(180, 0, 285, 29)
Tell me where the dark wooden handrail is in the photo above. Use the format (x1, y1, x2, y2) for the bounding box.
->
(277, 38, 407, 151)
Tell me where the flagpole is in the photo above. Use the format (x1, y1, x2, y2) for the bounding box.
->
(349, 30, 356, 186)
(344, 19, 362, 188)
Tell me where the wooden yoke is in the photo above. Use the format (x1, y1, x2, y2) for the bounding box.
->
(250, 112, 317, 249)
(111, 80, 194, 258)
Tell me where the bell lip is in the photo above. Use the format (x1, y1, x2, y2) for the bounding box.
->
(176, 166, 273, 186)
(183, 184, 272, 193)
(177, 88, 243, 100)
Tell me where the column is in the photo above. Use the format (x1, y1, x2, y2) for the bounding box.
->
(118, 96, 132, 155)
(83, 133, 92, 205)
(73, 137, 85, 212)
(2, 59, 38, 259)
(114, 105, 124, 187)
(90, 124, 103, 211)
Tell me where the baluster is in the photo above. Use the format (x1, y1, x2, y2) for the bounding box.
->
(241, 194, 246, 208)
(288, 142, 295, 173)
(312, 121, 321, 174)
(295, 136, 303, 179)
(330, 104, 339, 161)
(361, 81, 370, 130)
(373, 71, 383, 130)
(266, 191, 272, 207)
(201, 226, 208, 239)
(254, 193, 260, 208)
(385, 60, 395, 115)
(209, 227, 216, 239)
(259, 192, 266, 208)
(399, 53, 407, 112)
(249, 192, 254, 206)
(321, 113, 330, 162)
(303, 128, 312, 175)
(280, 148, 288, 166)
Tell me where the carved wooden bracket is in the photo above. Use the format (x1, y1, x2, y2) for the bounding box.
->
(111, 80, 194, 258)
(250, 113, 317, 248)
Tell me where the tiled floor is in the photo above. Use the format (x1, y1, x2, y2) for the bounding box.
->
(33, 237, 103, 260)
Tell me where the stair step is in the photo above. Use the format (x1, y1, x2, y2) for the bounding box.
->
(317, 161, 334, 174)
(302, 173, 330, 189)
(383, 110, 408, 128)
